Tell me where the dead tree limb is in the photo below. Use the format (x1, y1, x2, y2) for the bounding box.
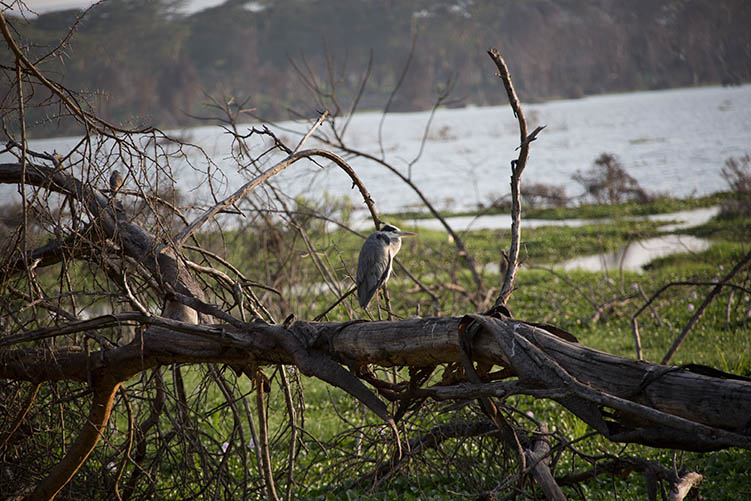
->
(668, 471, 703, 501)
(4, 314, 751, 455)
(487, 47, 545, 309)
(31, 378, 121, 500)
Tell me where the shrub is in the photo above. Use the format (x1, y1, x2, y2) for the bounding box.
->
(520, 182, 568, 208)
(572, 153, 650, 204)
(721, 154, 751, 217)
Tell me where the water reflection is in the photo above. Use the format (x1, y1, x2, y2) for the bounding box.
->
(561, 234, 710, 273)
(404, 206, 717, 274)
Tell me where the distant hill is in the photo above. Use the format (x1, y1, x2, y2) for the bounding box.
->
(4, 0, 750, 137)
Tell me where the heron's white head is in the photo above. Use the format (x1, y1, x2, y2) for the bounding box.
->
(380, 223, 417, 239)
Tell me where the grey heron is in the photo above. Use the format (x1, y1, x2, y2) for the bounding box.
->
(356, 224, 416, 309)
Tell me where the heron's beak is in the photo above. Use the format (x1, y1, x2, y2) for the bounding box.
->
(398, 231, 417, 237)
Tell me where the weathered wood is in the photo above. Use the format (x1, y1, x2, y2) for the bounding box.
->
(469, 316, 751, 434)
(316, 315, 751, 437)
(525, 424, 566, 501)
(5, 312, 749, 453)
(669, 471, 703, 501)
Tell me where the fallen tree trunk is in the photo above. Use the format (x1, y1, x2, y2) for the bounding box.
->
(3, 312, 750, 453)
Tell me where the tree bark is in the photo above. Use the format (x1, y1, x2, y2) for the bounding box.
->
(4, 313, 750, 454)
(669, 471, 703, 501)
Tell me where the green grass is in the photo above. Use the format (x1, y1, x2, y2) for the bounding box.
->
(382, 193, 727, 221)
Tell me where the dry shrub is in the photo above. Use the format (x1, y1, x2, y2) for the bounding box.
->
(520, 182, 568, 208)
(572, 153, 650, 204)
(721, 154, 751, 217)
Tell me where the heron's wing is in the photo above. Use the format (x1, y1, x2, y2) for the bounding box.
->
(356, 234, 392, 308)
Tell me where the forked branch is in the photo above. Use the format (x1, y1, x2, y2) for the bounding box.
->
(487, 47, 545, 309)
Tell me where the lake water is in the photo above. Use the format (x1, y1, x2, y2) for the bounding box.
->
(264, 83, 751, 214)
(5, 84, 750, 216)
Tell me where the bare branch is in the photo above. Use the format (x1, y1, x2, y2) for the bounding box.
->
(487, 47, 546, 309)
(669, 471, 703, 501)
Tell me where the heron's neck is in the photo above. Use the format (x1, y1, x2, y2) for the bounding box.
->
(390, 237, 402, 255)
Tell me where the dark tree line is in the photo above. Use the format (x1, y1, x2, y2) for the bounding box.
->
(3, 0, 751, 138)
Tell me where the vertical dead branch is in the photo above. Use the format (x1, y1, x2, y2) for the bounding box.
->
(487, 47, 545, 309)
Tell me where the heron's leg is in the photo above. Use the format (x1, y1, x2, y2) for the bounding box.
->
(375, 290, 382, 321)
(383, 287, 393, 321)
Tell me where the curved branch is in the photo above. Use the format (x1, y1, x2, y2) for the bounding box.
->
(31, 379, 121, 500)
(327, 142, 483, 289)
(171, 135, 382, 249)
